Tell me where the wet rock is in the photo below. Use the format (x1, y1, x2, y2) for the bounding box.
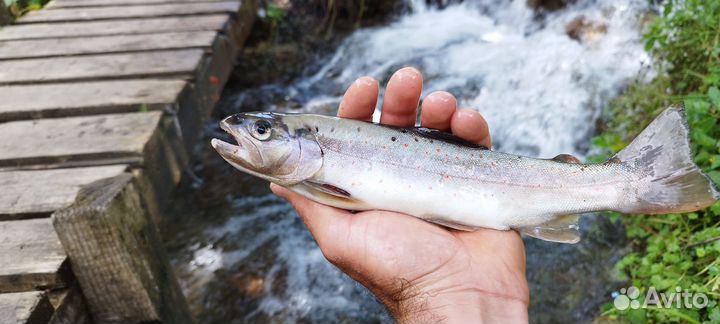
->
(565, 15, 608, 43)
(527, 0, 575, 12)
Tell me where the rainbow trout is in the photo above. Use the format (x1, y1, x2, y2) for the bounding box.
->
(211, 108, 719, 243)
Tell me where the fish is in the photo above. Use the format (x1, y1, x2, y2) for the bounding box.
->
(211, 107, 719, 243)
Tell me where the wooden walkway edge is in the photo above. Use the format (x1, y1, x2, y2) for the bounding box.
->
(0, 0, 256, 323)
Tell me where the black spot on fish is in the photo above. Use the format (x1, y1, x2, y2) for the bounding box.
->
(357, 127, 361, 132)
(391, 137, 397, 142)
(330, 127, 334, 132)
(414, 138, 419, 142)
(315, 126, 319, 132)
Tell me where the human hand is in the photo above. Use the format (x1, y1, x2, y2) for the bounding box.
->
(271, 67, 529, 323)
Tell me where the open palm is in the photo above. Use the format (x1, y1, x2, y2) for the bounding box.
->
(272, 68, 529, 323)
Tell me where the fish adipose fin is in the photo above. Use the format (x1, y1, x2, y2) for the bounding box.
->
(551, 154, 581, 164)
(614, 107, 720, 214)
(518, 214, 580, 244)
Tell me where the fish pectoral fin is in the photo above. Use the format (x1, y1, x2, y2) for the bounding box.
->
(304, 180, 352, 197)
(550, 154, 582, 164)
(294, 181, 369, 210)
(517, 214, 581, 244)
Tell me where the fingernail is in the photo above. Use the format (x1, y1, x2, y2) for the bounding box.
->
(426, 91, 456, 104)
(354, 76, 377, 88)
(394, 67, 421, 81)
(456, 108, 479, 119)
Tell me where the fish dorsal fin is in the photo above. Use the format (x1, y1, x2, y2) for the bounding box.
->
(518, 214, 581, 244)
(551, 154, 581, 164)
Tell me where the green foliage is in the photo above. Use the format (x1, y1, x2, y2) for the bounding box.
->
(595, 0, 720, 322)
(4, 0, 50, 20)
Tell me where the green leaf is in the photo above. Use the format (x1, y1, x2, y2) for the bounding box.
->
(710, 307, 720, 324)
(266, 4, 284, 20)
(711, 201, 720, 215)
(709, 87, 720, 107)
(709, 171, 720, 186)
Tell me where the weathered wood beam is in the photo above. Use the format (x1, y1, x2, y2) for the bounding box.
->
(0, 31, 218, 60)
(0, 15, 230, 41)
(0, 291, 54, 324)
(19, 2, 241, 23)
(0, 218, 69, 293)
(52, 174, 192, 324)
(48, 0, 228, 9)
(0, 80, 187, 122)
(0, 49, 204, 85)
(0, 112, 164, 170)
(0, 165, 128, 220)
(0, 112, 188, 223)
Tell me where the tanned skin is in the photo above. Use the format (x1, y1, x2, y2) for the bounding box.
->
(272, 67, 529, 323)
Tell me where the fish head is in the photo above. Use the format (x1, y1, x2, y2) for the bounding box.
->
(211, 112, 323, 186)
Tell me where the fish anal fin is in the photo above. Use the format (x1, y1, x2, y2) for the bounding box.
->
(518, 214, 581, 244)
(551, 154, 582, 164)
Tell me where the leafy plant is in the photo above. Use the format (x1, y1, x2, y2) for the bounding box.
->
(595, 0, 720, 322)
(3, 0, 50, 21)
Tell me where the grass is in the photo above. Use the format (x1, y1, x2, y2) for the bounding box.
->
(592, 1, 720, 322)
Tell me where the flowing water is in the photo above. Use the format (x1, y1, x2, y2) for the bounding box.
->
(162, 1, 652, 323)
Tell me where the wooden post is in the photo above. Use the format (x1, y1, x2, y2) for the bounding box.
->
(0, 0, 10, 27)
(52, 174, 192, 324)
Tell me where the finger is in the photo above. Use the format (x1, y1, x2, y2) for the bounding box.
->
(270, 184, 351, 254)
(380, 67, 423, 127)
(338, 76, 379, 121)
(450, 108, 492, 148)
(420, 91, 457, 131)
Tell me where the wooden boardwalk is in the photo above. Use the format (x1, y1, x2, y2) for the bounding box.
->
(0, 0, 254, 323)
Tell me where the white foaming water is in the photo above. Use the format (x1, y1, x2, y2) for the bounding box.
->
(177, 1, 652, 323)
(286, 0, 652, 157)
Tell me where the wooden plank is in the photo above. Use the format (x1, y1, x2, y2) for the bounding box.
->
(0, 112, 162, 170)
(0, 166, 128, 220)
(48, 0, 225, 9)
(0, 15, 230, 41)
(19, 1, 241, 23)
(0, 219, 69, 293)
(0, 112, 188, 222)
(53, 174, 192, 323)
(0, 49, 204, 85)
(0, 291, 53, 324)
(0, 80, 188, 122)
(0, 31, 218, 60)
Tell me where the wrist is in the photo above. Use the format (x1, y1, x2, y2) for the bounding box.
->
(391, 289, 529, 324)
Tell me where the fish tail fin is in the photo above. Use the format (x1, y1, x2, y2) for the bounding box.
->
(614, 107, 719, 214)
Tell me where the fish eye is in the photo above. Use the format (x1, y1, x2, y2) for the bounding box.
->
(252, 120, 272, 140)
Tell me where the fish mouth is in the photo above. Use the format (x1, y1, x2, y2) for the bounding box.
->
(210, 138, 243, 164)
(211, 118, 257, 167)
